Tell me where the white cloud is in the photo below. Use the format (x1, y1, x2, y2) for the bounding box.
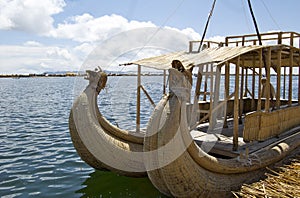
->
(48, 13, 156, 42)
(23, 41, 43, 47)
(0, 0, 66, 34)
(0, 43, 81, 74)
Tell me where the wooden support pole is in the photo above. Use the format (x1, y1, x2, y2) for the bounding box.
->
(244, 68, 248, 97)
(298, 47, 300, 104)
(136, 65, 141, 133)
(209, 64, 215, 128)
(140, 85, 155, 107)
(233, 57, 240, 151)
(239, 65, 244, 123)
(204, 64, 209, 101)
(265, 47, 271, 112)
(299, 64, 300, 104)
(195, 66, 203, 101)
(163, 70, 166, 95)
(223, 62, 230, 128)
(251, 55, 256, 110)
(276, 47, 282, 109)
(289, 49, 293, 106)
(298, 65, 300, 104)
(257, 48, 263, 111)
(283, 67, 286, 99)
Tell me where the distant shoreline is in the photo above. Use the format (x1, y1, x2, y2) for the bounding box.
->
(0, 73, 298, 79)
(0, 73, 164, 78)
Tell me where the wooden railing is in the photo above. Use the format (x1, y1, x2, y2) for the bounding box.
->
(225, 31, 300, 47)
(188, 31, 300, 53)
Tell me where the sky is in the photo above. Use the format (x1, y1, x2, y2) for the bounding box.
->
(1, 0, 300, 74)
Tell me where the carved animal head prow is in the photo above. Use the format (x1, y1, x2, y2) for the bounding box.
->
(85, 67, 107, 93)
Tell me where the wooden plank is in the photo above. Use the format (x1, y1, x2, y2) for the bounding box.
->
(233, 57, 240, 151)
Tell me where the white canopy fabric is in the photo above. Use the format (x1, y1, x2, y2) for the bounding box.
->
(122, 45, 265, 70)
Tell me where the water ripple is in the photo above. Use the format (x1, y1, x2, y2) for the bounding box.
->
(0, 76, 198, 197)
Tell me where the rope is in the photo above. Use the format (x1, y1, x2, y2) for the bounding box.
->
(197, 0, 217, 52)
(247, 0, 269, 76)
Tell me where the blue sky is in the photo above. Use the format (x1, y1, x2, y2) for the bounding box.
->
(1, 0, 300, 74)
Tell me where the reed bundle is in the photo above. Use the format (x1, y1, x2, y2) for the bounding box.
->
(233, 157, 300, 198)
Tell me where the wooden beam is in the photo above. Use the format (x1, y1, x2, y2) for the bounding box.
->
(251, 55, 256, 110)
(265, 47, 271, 112)
(204, 64, 209, 101)
(233, 57, 240, 151)
(239, 65, 244, 123)
(244, 68, 248, 97)
(163, 70, 166, 95)
(298, 48, 300, 104)
(224, 62, 230, 128)
(276, 47, 282, 109)
(195, 66, 203, 100)
(209, 64, 215, 128)
(283, 67, 286, 99)
(299, 62, 300, 104)
(136, 65, 141, 133)
(257, 48, 263, 111)
(289, 49, 293, 106)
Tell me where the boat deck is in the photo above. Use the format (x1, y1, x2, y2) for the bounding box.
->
(191, 119, 300, 158)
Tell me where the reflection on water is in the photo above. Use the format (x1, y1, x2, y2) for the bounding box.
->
(77, 171, 167, 198)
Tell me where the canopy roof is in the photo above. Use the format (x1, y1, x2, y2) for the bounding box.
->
(122, 44, 299, 70)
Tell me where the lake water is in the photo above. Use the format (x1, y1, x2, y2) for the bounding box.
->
(0, 76, 166, 198)
(0, 75, 298, 197)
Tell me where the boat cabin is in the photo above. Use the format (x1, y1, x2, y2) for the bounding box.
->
(122, 31, 300, 157)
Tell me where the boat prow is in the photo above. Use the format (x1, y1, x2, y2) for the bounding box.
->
(144, 68, 300, 197)
(69, 69, 146, 177)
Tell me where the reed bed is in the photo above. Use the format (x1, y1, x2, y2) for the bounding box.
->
(233, 157, 300, 198)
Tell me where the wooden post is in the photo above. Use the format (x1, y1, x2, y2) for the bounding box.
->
(290, 32, 294, 47)
(204, 64, 209, 101)
(189, 41, 193, 53)
(299, 63, 300, 104)
(163, 70, 166, 95)
(298, 62, 300, 104)
(278, 32, 282, 44)
(195, 66, 203, 101)
(224, 62, 230, 128)
(209, 64, 215, 128)
(136, 65, 141, 133)
(298, 49, 300, 104)
(239, 65, 244, 123)
(276, 47, 282, 109)
(233, 57, 240, 151)
(244, 68, 248, 97)
(257, 48, 263, 111)
(283, 67, 286, 99)
(251, 55, 256, 110)
(265, 47, 271, 112)
(288, 49, 293, 106)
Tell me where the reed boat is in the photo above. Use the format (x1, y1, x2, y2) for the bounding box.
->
(69, 31, 300, 196)
(130, 31, 300, 197)
(69, 69, 146, 177)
